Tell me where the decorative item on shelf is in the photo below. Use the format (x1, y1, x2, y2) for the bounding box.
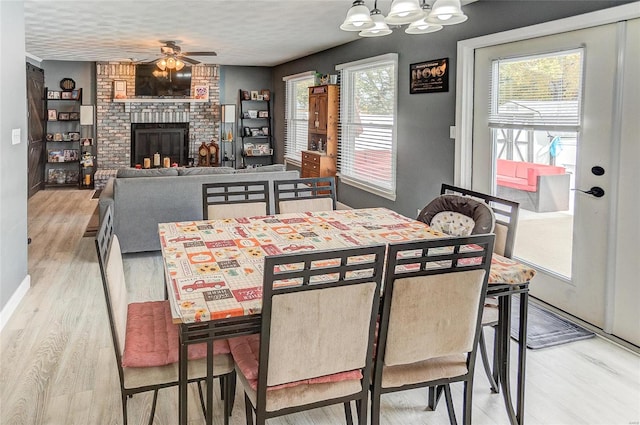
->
(68, 132, 80, 141)
(340, 0, 466, 37)
(81, 152, 94, 168)
(80, 137, 93, 146)
(54, 133, 63, 141)
(61, 91, 73, 100)
(143, 157, 151, 169)
(58, 112, 70, 121)
(313, 72, 322, 86)
(153, 152, 160, 167)
(46, 133, 54, 141)
(113, 80, 127, 99)
(250, 91, 259, 100)
(242, 90, 250, 100)
(198, 142, 210, 166)
(194, 85, 209, 100)
(135, 164, 142, 169)
(208, 140, 219, 166)
(47, 90, 60, 100)
(261, 89, 270, 101)
(69, 112, 79, 121)
(59, 78, 76, 91)
(71, 89, 81, 100)
(248, 110, 258, 119)
(48, 110, 57, 121)
(258, 110, 269, 118)
(227, 129, 233, 141)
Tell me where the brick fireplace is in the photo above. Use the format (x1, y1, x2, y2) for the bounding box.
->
(96, 62, 220, 169)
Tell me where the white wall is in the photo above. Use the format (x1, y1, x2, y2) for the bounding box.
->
(0, 1, 29, 320)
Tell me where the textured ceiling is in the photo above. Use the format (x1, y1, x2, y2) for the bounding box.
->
(23, 0, 383, 66)
(24, 0, 475, 67)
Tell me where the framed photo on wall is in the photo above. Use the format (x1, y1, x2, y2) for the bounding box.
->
(410, 57, 449, 94)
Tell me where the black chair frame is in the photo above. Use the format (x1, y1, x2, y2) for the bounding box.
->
(96, 206, 235, 425)
(273, 176, 337, 213)
(202, 180, 270, 219)
(371, 234, 495, 425)
(244, 244, 386, 425)
(440, 184, 520, 394)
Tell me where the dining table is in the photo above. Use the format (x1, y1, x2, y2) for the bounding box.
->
(159, 207, 535, 425)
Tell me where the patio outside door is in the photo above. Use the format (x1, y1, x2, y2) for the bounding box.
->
(470, 20, 639, 345)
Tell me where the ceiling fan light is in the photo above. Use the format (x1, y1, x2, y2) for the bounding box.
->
(359, 9, 392, 37)
(175, 59, 185, 71)
(385, 0, 423, 25)
(427, 0, 467, 25)
(156, 58, 167, 71)
(340, 0, 375, 31)
(166, 56, 177, 69)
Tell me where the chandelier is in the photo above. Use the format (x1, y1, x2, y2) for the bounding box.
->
(340, 0, 468, 37)
(156, 55, 185, 71)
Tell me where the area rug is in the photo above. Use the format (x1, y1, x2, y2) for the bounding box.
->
(510, 295, 595, 349)
(83, 205, 100, 238)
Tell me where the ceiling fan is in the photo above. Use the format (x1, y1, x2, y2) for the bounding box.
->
(147, 40, 217, 70)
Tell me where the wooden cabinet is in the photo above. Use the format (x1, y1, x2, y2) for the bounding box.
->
(301, 150, 336, 178)
(303, 84, 339, 177)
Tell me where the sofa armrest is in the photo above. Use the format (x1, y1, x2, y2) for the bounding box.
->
(98, 177, 115, 223)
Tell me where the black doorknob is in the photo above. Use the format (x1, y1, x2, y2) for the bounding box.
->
(591, 166, 605, 176)
(574, 186, 605, 198)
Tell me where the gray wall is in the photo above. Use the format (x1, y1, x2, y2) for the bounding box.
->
(271, 0, 633, 218)
(0, 1, 28, 311)
(219, 66, 273, 164)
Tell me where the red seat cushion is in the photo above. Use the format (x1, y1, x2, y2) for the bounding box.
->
(229, 334, 362, 391)
(122, 300, 230, 368)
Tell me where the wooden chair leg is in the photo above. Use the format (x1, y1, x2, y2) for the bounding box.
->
(479, 329, 500, 393)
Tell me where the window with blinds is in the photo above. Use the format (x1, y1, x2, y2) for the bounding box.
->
(283, 72, 315, 164)
(336, 54, 398, 200)
(489, 49, 584, 132)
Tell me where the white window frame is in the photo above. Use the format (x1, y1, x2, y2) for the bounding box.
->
(336, 53, 398, 201)
(283, 71, 316, 167)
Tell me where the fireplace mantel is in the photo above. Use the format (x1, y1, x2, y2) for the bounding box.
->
(113, 98, 208, 103)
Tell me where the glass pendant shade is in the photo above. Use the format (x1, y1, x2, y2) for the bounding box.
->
(405, 18, 443, 34)
(166, 57, 176, 69)
(175, 59, 185, 71)
(427, 0, 468, 25)
(156, 58, 167, 71)
(385, 0, 423, 25)
(359, 10, 392, 37)
(340, 0, 375, 31)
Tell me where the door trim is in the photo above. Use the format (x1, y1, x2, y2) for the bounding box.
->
(454, 2, 640, 187)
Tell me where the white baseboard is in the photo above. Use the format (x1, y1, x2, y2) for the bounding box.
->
(0, 274, 30, 333)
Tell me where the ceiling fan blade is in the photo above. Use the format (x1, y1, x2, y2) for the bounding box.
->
(182, 51, 217, 57)
(180, 56, 201, 65)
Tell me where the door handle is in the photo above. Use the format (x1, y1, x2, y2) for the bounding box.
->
(572, 186, 605, 198)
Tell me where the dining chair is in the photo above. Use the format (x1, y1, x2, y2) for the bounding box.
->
(229, 244, 386, 425)
(440, 183, 520, 393)
(202, 180, 270, 219)
(95, 206, 236, 425)
(371, 234, 495, 425)
(273, 176, 337, 214)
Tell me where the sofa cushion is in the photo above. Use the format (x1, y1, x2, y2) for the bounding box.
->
(117, 168, 179, 178)
(235, 164, 286, 173)
(177, 166, 236, 176)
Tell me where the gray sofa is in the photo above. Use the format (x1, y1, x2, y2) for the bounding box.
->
(98, 165, 299, 253)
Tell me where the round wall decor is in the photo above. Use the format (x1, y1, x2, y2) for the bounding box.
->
(59, 78, 76, 91)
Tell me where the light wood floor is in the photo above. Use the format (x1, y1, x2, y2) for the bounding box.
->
(1, 189, 639, 425)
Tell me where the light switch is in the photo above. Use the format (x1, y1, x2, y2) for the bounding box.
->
(449, 126, 456, 139)
(12, 128, 21, 145)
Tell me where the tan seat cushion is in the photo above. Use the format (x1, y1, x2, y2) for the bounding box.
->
(381, 354, 468, 389)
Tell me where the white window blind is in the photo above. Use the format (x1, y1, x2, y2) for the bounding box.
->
(283, 71, 315, 164)
(336, 54, 398, 200)
(489, 49, 584, 132)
